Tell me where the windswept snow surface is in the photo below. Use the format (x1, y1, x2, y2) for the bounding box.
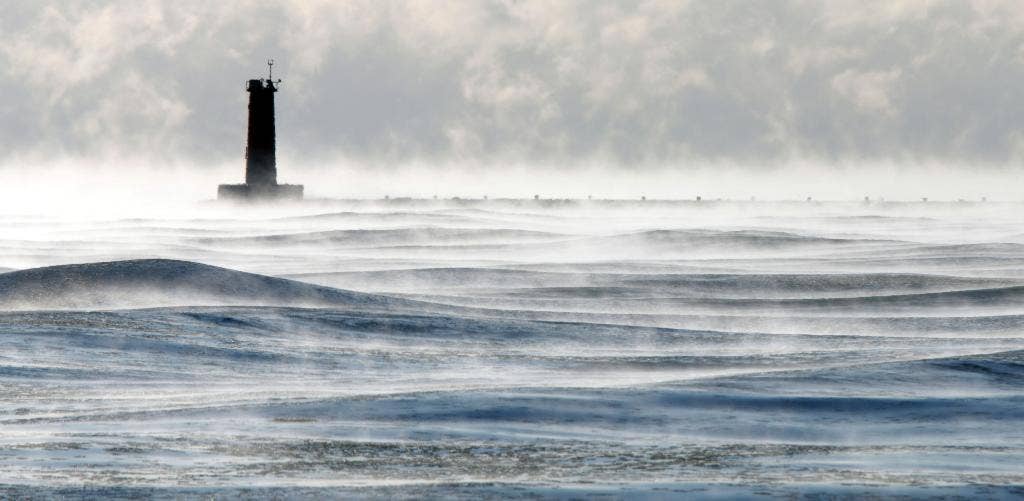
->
(1, 200, 1024, 498)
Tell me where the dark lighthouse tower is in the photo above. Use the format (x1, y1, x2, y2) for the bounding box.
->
(245, 71, 278, 187)
(218, 60, 303, 201)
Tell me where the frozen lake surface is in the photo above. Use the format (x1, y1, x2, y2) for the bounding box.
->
(1, 200, 1023, 498)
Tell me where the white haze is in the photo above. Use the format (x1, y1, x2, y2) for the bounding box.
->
(5, 1, 1024, 169)
(1, 198, 1023, 496)
(0, 162, 1021, 218)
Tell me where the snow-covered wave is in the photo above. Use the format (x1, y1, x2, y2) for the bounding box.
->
(592, 228, 895, 247)
(0, 259, 412, 310)
(289, 268, 1020, 299)
(191, 227, 569, 247)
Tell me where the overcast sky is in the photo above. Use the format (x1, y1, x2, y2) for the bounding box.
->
(2, 0, 1024, 172)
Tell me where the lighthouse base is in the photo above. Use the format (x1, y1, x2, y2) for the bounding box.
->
(217, 183, 304, 202)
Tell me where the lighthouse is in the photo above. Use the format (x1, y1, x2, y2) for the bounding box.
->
(218, 60, 303, 201)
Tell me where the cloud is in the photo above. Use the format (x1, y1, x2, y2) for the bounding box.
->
(2, 0, 1024, 169)
(831, 68, 901, 114)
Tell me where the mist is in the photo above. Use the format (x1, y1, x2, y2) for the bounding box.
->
(3, 199, 1024, 496)
(5, 1, 1024, 176)
(5, 0, 1024, 213)
(0, 161, 1020, 218)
